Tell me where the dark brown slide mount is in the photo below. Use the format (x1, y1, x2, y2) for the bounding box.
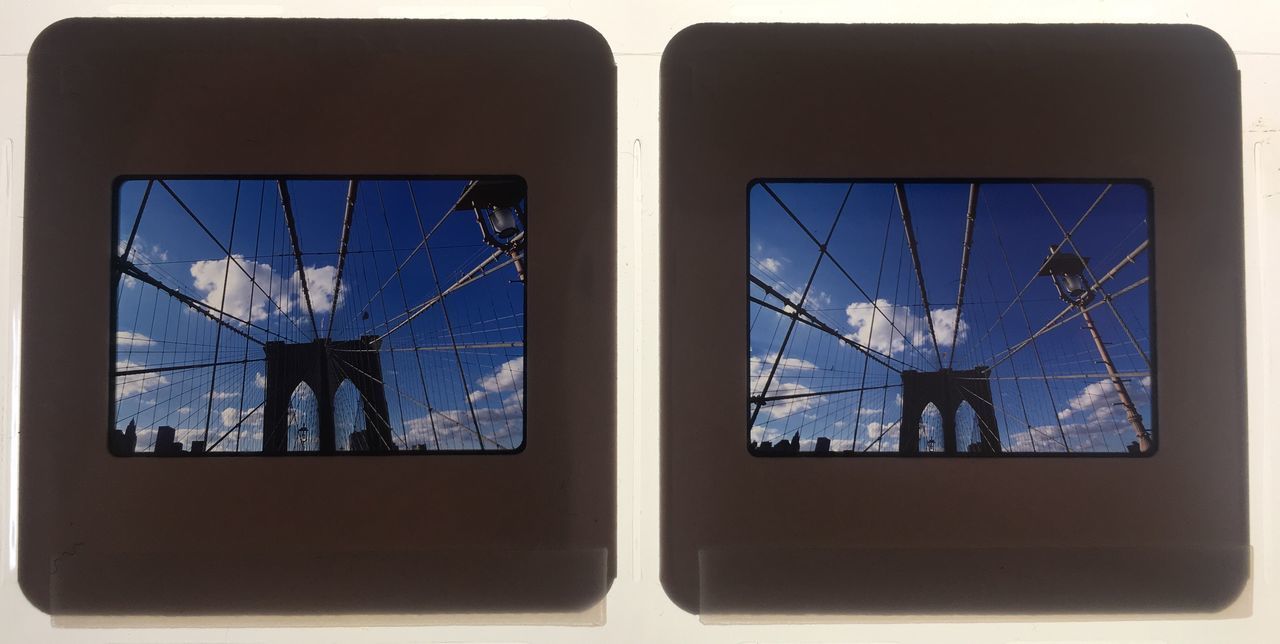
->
(661, 24, 1247, 615)
(21, 19, 615, 615)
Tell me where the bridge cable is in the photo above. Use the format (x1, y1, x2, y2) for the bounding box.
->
(749, 182, 854, 430)
(1031, 184, 1151, 370)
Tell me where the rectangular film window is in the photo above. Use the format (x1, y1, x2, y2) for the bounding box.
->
(111, 177, 526, 455)
(748, 180, 1154, 456)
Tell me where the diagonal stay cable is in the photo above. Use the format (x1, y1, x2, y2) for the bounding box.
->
(118, 179, 155, 275)
(974, 371, 1149, 382)
(747, 288, 907, 372)
(894, 183, 945, 368)
(988, 240, 1148, 369)
(751, 382, 898, 405)
(202, 180, 242, 446)
(861, 419, 902, 452)
(114, 357, 265, 377)
(747, 293, 911, 378)
(330, 353, 509, 450)
(851, 189, 899, 451)
(235, 180, 269, 451)
(1031, 184, 1151, 369)
(329, 354, 403, 450)
(277, 180, 321, 339)
(990, 275, 1149, 370)
(750, 182, 853, 429)
(374, 245, 513, 342)
(114, 261, 270, 345)
(955, 382, 1069, 451)
(373, 181, 442, 450)
(949, 183, 980, 369)
(972, 184, 1113, 349)
(325, 180, 359, 339)
(205, 401, 265, 452)
(342, 180, 480, 328)
(758, 183, 922, 360)
(986, 200, 1072, 452)
(157, 180, 308, 339)
(405, 181, 486, 449)
(333, 341, 524, 353)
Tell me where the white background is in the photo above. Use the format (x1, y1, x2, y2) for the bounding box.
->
(1, 1, 1277, 642)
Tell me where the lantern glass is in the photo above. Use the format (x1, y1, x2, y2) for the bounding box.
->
(1061, 272, 1089, 297)
(488, 206, 520, 240)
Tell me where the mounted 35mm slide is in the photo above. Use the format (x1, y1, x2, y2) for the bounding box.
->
(661, 23, 1248, 616)
(20, 19, 616, 618)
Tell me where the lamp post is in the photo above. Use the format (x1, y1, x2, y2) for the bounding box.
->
(1039, 245, 1152, 453)
(456, 179, 527, 283)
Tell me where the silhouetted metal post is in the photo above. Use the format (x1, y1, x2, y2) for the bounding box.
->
(1080, 306, 1151, 452)
(1040, 246, 1152, 453)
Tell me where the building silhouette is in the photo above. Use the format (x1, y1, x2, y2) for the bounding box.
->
(109, 419, 138, 455)
(752, 431, 801, 455)
(154, 425, 183, 455)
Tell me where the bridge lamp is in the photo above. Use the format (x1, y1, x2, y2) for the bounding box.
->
(1038, 244, 1152, 454)
(1039, 246, 1094, 306)
(487, 206, 521, 241)
(454, 178, 527, 282)
(456, 179, 526, 250)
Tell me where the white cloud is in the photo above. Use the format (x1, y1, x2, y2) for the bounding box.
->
(749, 352, 818, 391)
(254, 372, 266, 389)
(296, 264, 343, 316)
(396, 358, 526, 450)
(1057, 378, 1147, 426)
(860, 420, 900, 451)
(782, 288, 832, 314)
(115, 330, 153, 347)
(189, 254, 344, 324)
(114, 359, 169, 396)
(211, 390, 239, 400)
(401, 398, 523, 451)
(469, 357, 525, 403)
(220, 405, 263, 429)
(116, 238, 168, 290)
(757, 381, 821, 421)
(844, 299, 968, 356)
(759, 257, 784, 274)
(190, 255, 279, 322)
(118, 236, 168, 263)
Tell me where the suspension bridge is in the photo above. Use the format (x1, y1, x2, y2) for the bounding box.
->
(110, 177, 526, 454)
(748, 181, 1153, 455)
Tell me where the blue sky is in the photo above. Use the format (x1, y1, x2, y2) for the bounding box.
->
(113, 178, 525, 453)
(749, 181, 1152, 454)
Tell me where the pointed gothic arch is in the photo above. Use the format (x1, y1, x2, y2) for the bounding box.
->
(287, 381, 319, 452)
(918, 403, 943, 452)
(899, 367, 1002, 454)
(261, 336, 396, 453)
(333, 379, 366, 451)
